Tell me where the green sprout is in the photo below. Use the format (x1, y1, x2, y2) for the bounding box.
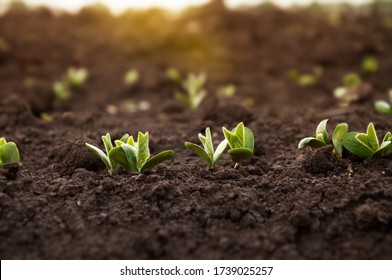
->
(124, 69, 139, 86)
(298, 119, 348, 158)
(53, 82, 71, 101)
(85, 133, 123, 175)
(66, 67, 88, 88)
(342, 123, 392, 159)
(0, 137, 20, 168)
(109, 132, 174, 173)
(375, 90, 392, 115)
(218, 85, 236, 97)
(287, 69, 319, 86)
(362, 56, 378, 75)
(166, 67, 181, 83)
(222, 122, 254, 168)
(175, 72, 207, 109)
(333, 73, 362, 106)
(185, 127, 228, 170)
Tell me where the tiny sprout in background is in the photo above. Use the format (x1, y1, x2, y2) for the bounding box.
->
(109, 132, 174, 173)
(0, 137, 20, 168)
(53, 81, 71, 101)
(67, 67, 88, 88)
(362, 56, 378, 75)
(124, 69, 139, 86)
(175, 72, 207, 110)
(166, 67, 181, 83)
(298, 119, 348, 158)
(185, 127, 228, 170)
(222, 122, 254, 168)
(218, 85, 236, 97)
(333, 73, 368, 106)
(375, 90, 392, 115)
(287, 68, 320, 87)
(343, 123, 392, 159)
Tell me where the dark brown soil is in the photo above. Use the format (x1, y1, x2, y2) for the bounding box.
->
(1, 3, 392, 259)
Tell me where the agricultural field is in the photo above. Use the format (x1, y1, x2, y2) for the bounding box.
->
(1, 1, 392, 259)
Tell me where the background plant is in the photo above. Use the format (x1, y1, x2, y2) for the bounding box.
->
(333, 72, 363, 106)
(222, 122, 254, 168)
(53, 67, 88, 101)
(0, 137, 20, 168)
(124, 69, 139, 86)
(362, 56, 378, 74)
(175, 72, 207, 109)
(375, 90, 392, 115)
(185, 127, 228, 170)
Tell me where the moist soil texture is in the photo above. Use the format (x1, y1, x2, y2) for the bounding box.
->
(1, 2, 392, 259)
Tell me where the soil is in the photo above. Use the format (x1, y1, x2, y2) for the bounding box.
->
(1, 2, 392, 259)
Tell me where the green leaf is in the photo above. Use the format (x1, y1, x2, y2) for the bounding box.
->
(222, 127, 237, 149)
(223, 122, 245, 149)
(109, 146, 132, 171)
(101, 133, 113, 155)
(212, 139, 228, 165)
(342, 132, 374, 159)
(136, 132, 150, 171)
(244, 127, 254, 150)
(185, 142, 213, 168)
(119, 134, 130, 143)
(332, 123, 348, 157)
(0, 142, 20, 166)
(316, 119, 329, 144)
(375, 100, 392, 114)
(127, 136, 135, 146)
(0, 137, 6, 147)
(383, 132, 392, 142)
(374, 141, 392, 157)
(298, 137, 327, 149)
(228, 148, 253, 164)
(366, 122, 379, 151)
(121, 144, 138, 172)
(199, 127, 214, 159)
(142, 150, 174, 171)
(85, 143, 112, 172)
(192, 90, 206, 109)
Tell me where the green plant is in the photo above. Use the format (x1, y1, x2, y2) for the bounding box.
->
(109, 132, 174, 173)
(175, 72, 207, 109)
(333, 73, 362, 106)
(375, 90, 392, 115)
(185, 127, 228, 170)
(166, 67, 181, 83)
(298, 119, 348, 158)
(53, 82, 71, 101)
(222, 122, 254, 168)
(124, 69, 139, 86)
(218, 85, 236, 97)
(0, 137, 20, 167)
(287, 68, 320, 87)
(343, 123, 392, 158)
(66, 67, 88, 88)
(362, 56, 378, 74)
(85, 133, 123, 175)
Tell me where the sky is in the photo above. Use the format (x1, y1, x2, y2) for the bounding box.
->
(0, 0, 374, 13)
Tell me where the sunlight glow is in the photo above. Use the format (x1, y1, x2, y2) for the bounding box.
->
(1, 0, 374, 13)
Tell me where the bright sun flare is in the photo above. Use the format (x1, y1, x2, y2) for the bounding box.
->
(2, 0, 373, 12)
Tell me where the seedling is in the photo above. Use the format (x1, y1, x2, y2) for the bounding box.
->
(222, 122, 254, 168)
(362, 56, 378, 74)
(166, 67, 181, 83)
(218, 85, 236, 97)
(85, 133, 122, 175)
(109, 132, 174, 173)
(175, 72, 207, 109)
(53, 82, 71, 101)
(66, 67, 88, 88)
(298, 119, 348, 158)
(343, 123, 392, 158)
(333, 73, 362, 106)
(124, 69, 139, 86)
(0, 137, 20, 167)
(287, 68, 319, 86)
(185, 127, 228, 170)
(375, 90, 392, 115)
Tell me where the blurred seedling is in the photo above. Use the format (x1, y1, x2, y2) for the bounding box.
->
(53, 82, 71, 101)
(298, 119, 348, 158)
(218, 85, 236, 97)
(185, 127, 228, 170)
(222, 122, 254, 168)
(166, 67, 181, 83)
(375, 90, 392, 115)
(362, 56, 378, 75)
(0, 137, 20, 168)
(124, 69, 139, 86)
(109, 132, 174, 173)
(66, 67, 88, 88)
(343, 123, 392, 159)
(333, 73, 369, 106)
(175, 72, 207, 109)
(288, 68, 321, 87)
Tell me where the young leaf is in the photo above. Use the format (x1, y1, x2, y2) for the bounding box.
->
(121, 144, 138, 172)
(366, 123, 379, 151)
(109, 146, 133, 171)
(298, 137, 326, 149)
(373, 141, 392, 158)
(102, 133, 113, 156)
(136, 132, 150, 171)
(213, 139, 228, 164)
(228, 148, 253, 166)
(316, 119, 329, 144)
(185, 142, 213, 167)
(85, 143, 112, 172)
(142, 150, 174, 171)
(244, 127, 254, 150)
(0, 137, 6, 146)
(332, 123, 348, 157)
(0, 142, 20, 166)
(342, 132, 374, 159)
(199, 127, 214, 159)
